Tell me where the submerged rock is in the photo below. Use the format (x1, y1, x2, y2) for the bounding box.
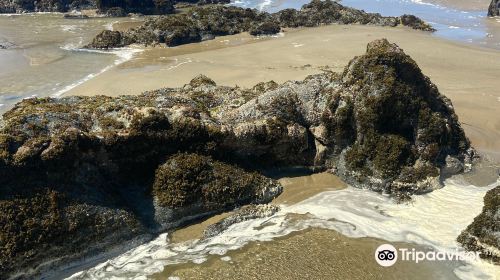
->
(457, 186, 500, 263)
(86, 0, 434, 48)
(63, 13, 90, 19)
(0, 39, 472, 277)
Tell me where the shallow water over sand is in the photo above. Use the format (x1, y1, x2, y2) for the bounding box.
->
(233, 0, 500, 50)
(66, 172, 499, 280)
(0, 14, 141, 114)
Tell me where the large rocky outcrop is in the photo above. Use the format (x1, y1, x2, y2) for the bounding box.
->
(0, 39, 472, 278)
(0, 0, 96, 13)
(86, 0, 435, 49)
(0, 0, 227, 14)
(95, 0, 174, 16)
(457, 186, 499, 263)
(489, 0, 500, 16)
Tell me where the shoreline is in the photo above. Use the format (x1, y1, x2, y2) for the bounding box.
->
(64, 24, 500, 161)
(155, 227, 463, 280)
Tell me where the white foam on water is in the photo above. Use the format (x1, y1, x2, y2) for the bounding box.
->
(51, 47, 143, 97)
(103, 21, 119, 31)
(66, 177, 499, 280)
(165, 58, 193, 71)
(257, 0, 272, 11)
(410, 0, 443, 9)
(61, 24, 80, 33)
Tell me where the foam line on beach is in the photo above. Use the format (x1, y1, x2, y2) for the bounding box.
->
(52, 47, 143, 97)
(66, 178, 499, 280)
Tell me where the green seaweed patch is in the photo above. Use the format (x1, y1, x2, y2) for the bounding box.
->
(153, 153, 277, 209)
(457, 186, 500, 263)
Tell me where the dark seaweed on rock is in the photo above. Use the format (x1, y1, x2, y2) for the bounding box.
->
(0, 0, 228, 14)
(96, 0, 174, 16)
(0, 39, 473, 278)
(86, 0, 434, 48)
(489, 0, 500, 16)
(0, 0, 96, 13)
(153, 153, 280, 209)
(326, 39, 473, 195)
(457, 186, 500, 263)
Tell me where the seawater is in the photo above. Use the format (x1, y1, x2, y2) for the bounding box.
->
(67, 178, 499, 280)
(233, 0, 500, 50)
(0, 14, 141, 114)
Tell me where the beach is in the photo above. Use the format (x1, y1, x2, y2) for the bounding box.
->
(1, 1, 499, 279)
(156, 228, 461, 280)
(67, 24, 500, 161)
(62, 22, 500, 280)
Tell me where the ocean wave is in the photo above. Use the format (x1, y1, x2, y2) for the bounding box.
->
(52, 47, 143, 97)
(410, 0, 442, 8)
(66, 177, 499, 280)
(61, 24, 81, 33)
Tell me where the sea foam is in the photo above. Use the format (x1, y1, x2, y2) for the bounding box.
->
(66, 177, 499, 280)
(52, 47, 142, 97)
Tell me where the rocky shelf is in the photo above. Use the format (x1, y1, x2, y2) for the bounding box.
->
(86, 0, 435, 49)
(0, 0, 229, 14)
(0, 39, 478, 278)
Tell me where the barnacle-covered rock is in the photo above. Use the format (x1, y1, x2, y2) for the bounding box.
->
(457, 186, 500, 263)
(0, 39, 473, 277)
(86, 0, 434, 49)
(322, 39, 473, 196)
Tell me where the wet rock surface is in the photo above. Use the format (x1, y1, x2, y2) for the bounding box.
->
(86, 0, 434, 48)
(203, 204, 281, 238)
(0, 39, 473, 277)
(457, 186, 500, 263)
(0, 0, 97, 13)
(0, 0, 227, 14)
(96, 0, 174, 16)
(489, 0, 500, 16)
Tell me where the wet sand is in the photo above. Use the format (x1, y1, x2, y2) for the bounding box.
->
(154, 228, 461, 280)
(66, 25, 500, 160)
(169, 212, 232, 243)
(168, 172, 345, 243)
(274, 172, 346, 205)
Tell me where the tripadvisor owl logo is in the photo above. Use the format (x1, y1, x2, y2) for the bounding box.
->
(375, 244, 398, 267)
(374, 243, 483, 267)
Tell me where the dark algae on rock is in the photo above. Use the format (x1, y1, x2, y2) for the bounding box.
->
(86, 0, 435, 48)
(0, 39, 474, 278)
(0, 0, 96, 13)
(458, 186, 500, 263)
(0, 0, 226, 14)
(326, 39, 473, 197)
(489, 0, 500, 16)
